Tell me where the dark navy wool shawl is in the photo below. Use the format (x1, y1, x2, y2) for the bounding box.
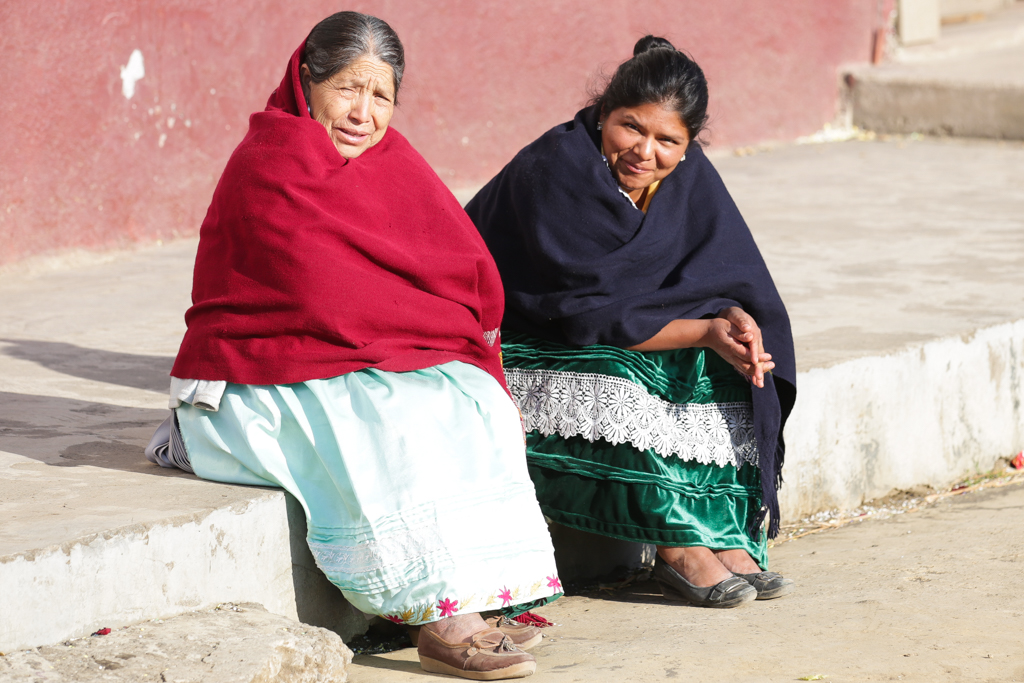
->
(465, 105, 796, 538)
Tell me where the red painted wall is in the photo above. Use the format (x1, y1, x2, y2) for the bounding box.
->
(0, 1, 885, 265)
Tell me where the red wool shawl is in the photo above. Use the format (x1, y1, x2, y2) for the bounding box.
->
(171, 45, 507, 389)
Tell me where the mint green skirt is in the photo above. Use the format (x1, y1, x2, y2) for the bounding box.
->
(176, 361, 561, 624)
(502, 332, 767, 567)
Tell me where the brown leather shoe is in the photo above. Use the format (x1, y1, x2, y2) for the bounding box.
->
(418, 627, 536, 680)
(484, 616, 543, 650)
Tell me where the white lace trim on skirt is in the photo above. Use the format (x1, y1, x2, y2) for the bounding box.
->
(505, 367, 758, 468)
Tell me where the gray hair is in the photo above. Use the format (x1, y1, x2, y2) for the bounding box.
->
(304, 12, 405, 100)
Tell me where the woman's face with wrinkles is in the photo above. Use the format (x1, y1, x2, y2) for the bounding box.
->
(301, 56, 395, 159)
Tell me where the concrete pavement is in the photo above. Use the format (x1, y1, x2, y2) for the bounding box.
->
(720, 135, 1024, 519)
(2, 135, 1023, 653)
(350, 479, 1024, 683)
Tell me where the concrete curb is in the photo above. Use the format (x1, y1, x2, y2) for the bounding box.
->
(784, 318, 1024, 516)
(0, 492, 365, 653)
(846, 5, 1024, 140)
(6, 321, 1021, 643)
(4, 324, 1023, 649)
(850, 75, 1024, 139)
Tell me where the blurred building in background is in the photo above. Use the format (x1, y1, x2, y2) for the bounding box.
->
(0, 0, 1013, 265)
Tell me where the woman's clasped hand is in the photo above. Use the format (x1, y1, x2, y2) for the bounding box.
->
(709, 307, 776, 388)
(627, 307, 775, 388)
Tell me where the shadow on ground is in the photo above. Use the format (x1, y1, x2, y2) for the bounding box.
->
(575, 579, 668, 606)
(0, 390, 179, 476)
(351, 652, 425, 677)
(0, 339, 181, 475)
(0, 338, 174, 393)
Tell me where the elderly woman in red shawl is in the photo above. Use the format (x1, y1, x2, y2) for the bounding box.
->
(145, 12, 558, 680)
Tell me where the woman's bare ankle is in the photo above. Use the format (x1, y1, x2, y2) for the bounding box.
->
(713, 548, 761, 574)
(421, 613, 489, 645)
(657, 545, 734, 587)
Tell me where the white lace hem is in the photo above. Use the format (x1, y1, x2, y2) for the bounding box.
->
(505, 367, 758, 468)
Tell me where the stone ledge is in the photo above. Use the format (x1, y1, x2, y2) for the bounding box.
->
(0, 489, 368, 653)
(845, 4, 1024, 140)
(0, 603, 353, 683)
(783, 319, 1024, 517)
(850, 72, 1024, 139)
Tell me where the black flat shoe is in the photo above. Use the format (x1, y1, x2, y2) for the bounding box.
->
(732, 571, 795, 600)
(653, 555, 756, 608)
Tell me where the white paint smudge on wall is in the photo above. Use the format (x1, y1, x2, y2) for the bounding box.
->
(120, 49, 145, 99)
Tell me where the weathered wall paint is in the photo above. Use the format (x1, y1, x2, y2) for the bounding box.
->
(120, 49, 146, 99)
(0, 1, 885, 264)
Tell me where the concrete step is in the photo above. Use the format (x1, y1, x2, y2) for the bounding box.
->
(3, 136, 1024, 650)
(847, 2, 1024, 139)
(0, 411, 369, 652)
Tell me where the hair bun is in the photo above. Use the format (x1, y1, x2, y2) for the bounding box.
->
(633, 35, 676, 57)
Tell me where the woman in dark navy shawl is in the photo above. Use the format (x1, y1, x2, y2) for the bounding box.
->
(466, 36, 797, 608)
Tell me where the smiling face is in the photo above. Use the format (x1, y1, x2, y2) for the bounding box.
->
(300, 56, 396, 159)
(600, 102, 691, 202)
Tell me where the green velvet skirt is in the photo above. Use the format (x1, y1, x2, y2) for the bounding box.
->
(502, 332, 767, 567)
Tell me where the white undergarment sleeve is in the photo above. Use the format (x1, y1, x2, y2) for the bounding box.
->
(169, 377, 227, 412)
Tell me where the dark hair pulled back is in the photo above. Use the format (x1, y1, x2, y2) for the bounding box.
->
(304, 12, 405, 99)
(594, 35, 708, 141)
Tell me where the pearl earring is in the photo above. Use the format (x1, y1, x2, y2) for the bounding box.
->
(597, 121, 603, 130)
